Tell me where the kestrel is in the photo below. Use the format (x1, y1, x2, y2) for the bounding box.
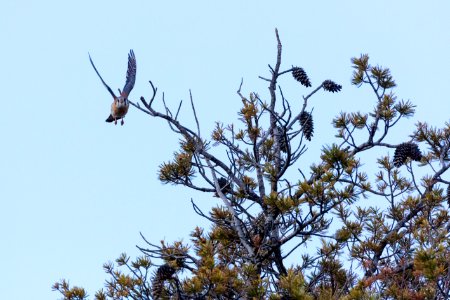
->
(89, 50, 136, 125)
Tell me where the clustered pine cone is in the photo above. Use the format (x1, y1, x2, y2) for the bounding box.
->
(277, 126, 288, 153)
(393, 142, 422, 167)
(322, 80, 342, 93)
(151, 264, 176, 299)
(215, 177, 232, 196)
(292, 67, 311, 87)
(299, 111, 314, 141)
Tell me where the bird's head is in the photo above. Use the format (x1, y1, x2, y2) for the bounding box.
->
(116, 96, 129, 108)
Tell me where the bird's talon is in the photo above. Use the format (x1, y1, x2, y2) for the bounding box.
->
(114, 119, 117, 125)
(121, 119, 124, 126)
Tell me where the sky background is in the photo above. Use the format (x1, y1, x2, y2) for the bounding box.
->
(2, 1, 450, 299)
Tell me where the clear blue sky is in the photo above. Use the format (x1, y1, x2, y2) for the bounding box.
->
(2, 1, 449, 299)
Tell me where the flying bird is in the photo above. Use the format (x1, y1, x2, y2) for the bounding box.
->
(89, 50, 136, 125)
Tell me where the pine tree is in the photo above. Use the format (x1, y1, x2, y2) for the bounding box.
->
(55, 30, 450, 300)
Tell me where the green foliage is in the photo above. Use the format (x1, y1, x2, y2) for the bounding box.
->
(52, 280, 88, 300)
(351, 54, 396, 89)
(159, 151, 194, 184)
(276, 269, 312, 300)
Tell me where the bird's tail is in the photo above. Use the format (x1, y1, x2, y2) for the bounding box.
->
(105, 115, 115, 122)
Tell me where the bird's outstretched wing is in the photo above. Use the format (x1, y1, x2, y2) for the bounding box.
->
(89, 53, 117, 99)
(121, 50, 136, 98)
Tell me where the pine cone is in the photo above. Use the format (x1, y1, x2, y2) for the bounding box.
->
(408, 143, 422, 161)
(217, 177, 232, 195)
(277, 126, 288, 153)
(151, 264, 176, 299)
(393, 142, 422, 167)
(292, 67, 311, 87)
(447, 185, 450, 206)
(299, 112, 314, 141)
(322, 80, 342, 93)
(151, 276, 164, 299)
(156, 264, 176, 281)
